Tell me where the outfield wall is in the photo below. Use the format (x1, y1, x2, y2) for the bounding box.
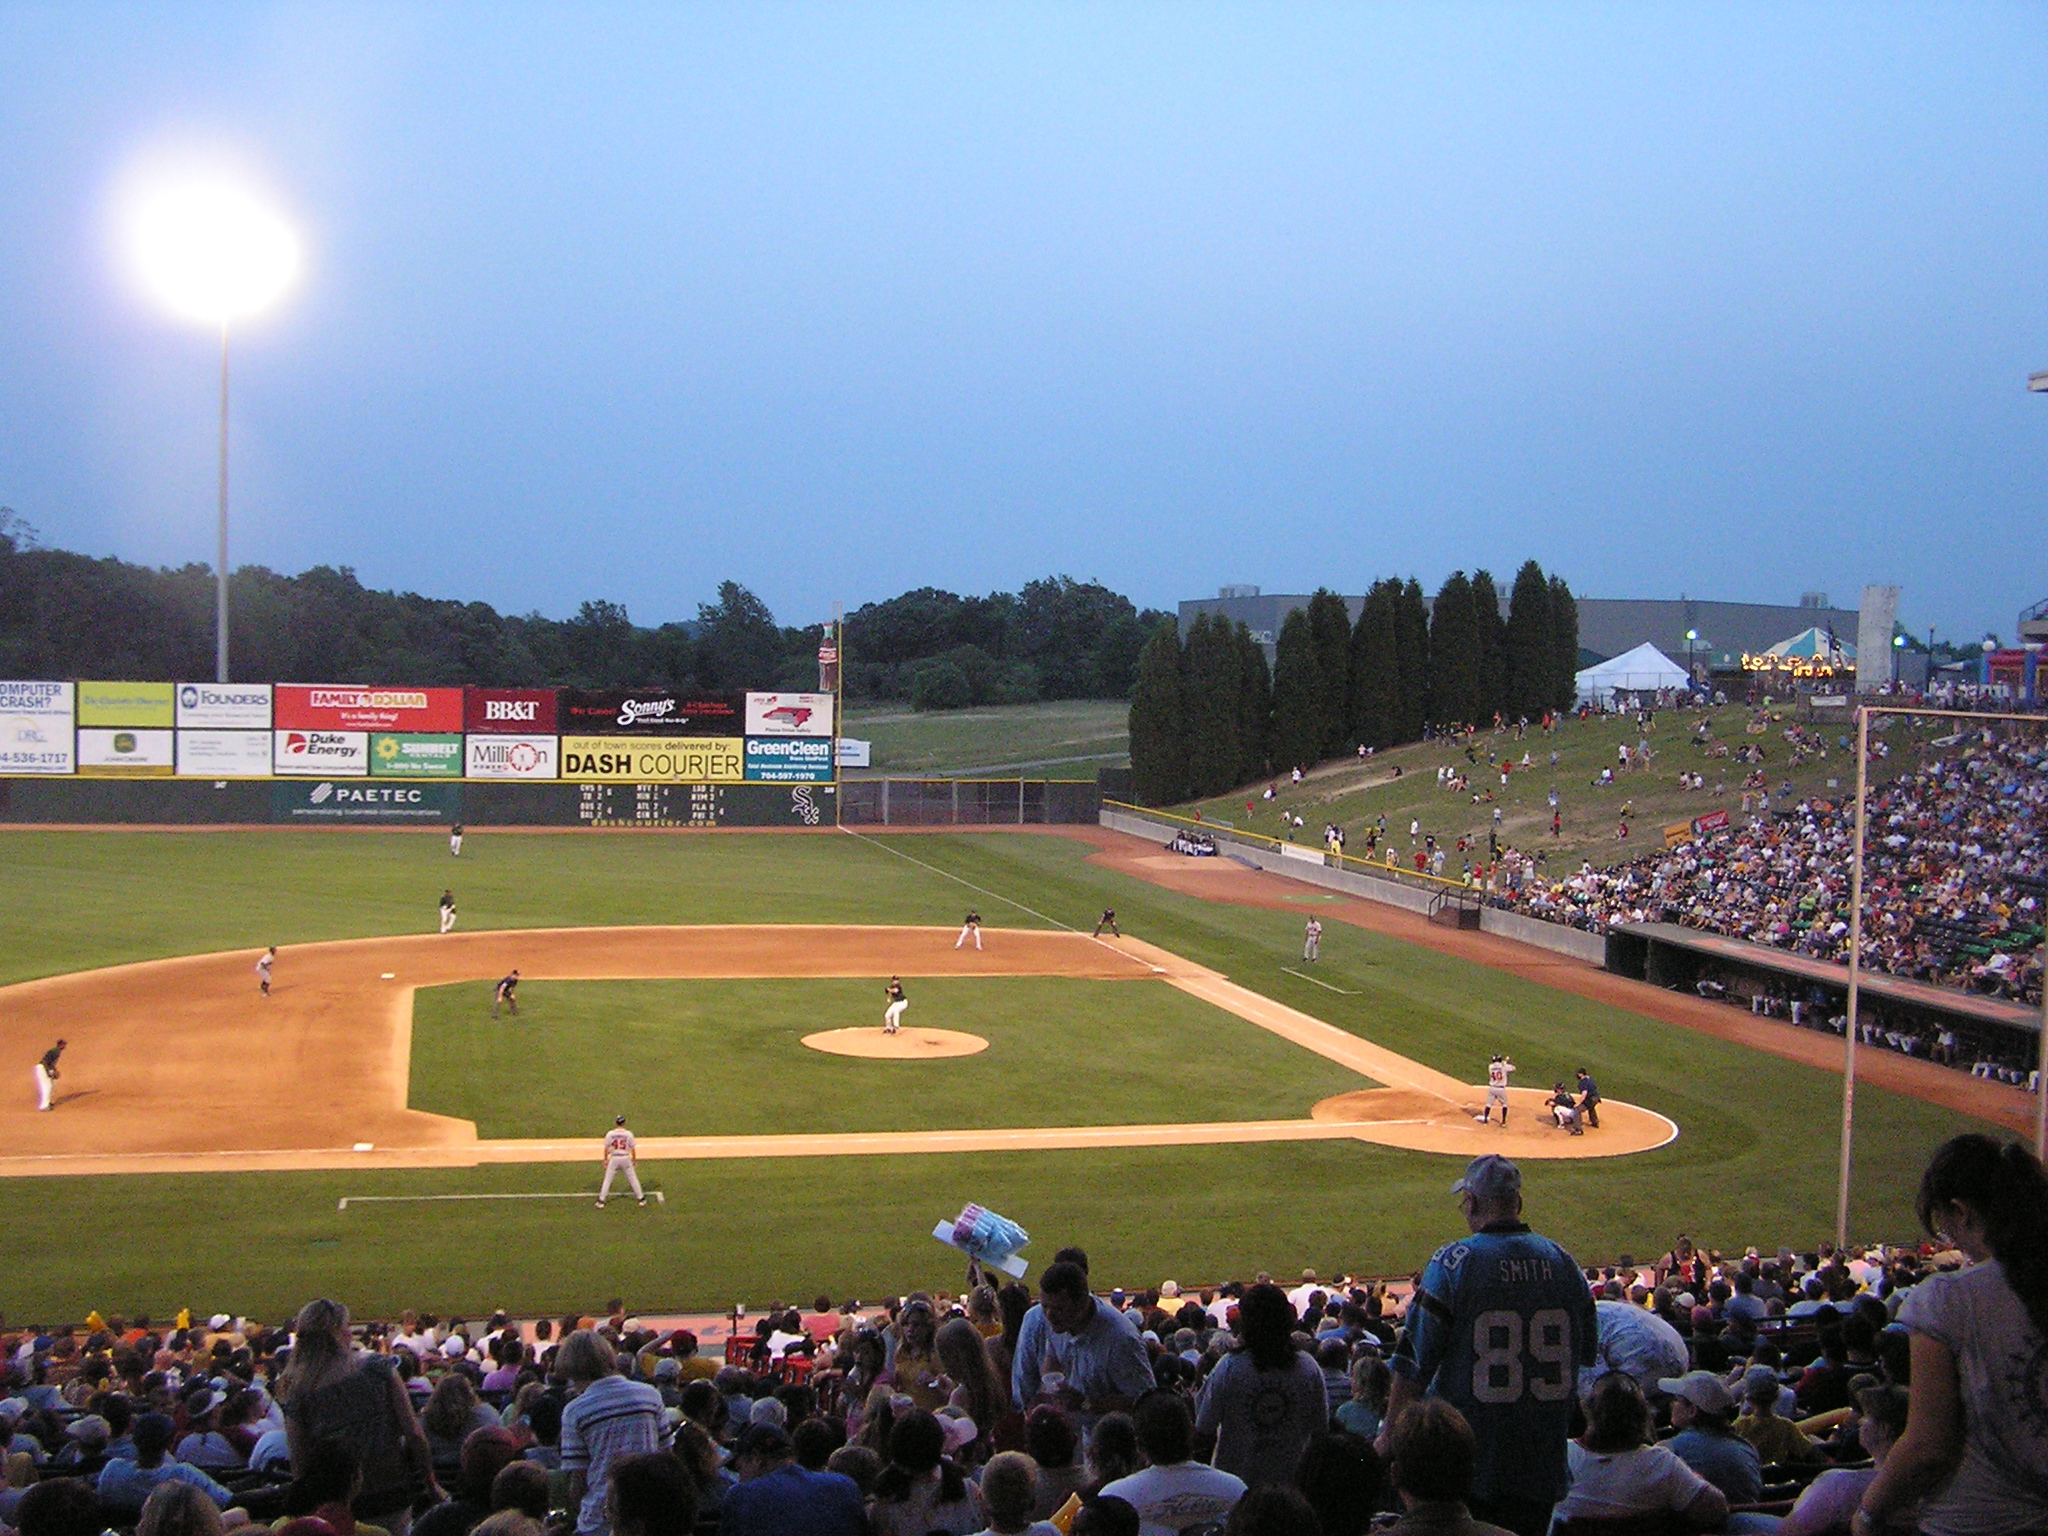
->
(1099, 806, 1608, 965)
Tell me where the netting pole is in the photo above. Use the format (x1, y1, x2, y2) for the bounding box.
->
(1835, 705, 1870, 1249)
(2038, 942, 2047, 1161)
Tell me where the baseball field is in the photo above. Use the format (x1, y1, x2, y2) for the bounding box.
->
(0, 822, 2016, 1324)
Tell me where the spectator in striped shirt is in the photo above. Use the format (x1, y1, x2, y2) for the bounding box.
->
(557, 1331, 669, 1536)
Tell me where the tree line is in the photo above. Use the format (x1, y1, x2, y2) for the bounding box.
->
(1128, 561, 1578, 805)
(0, 511, 1162, 706)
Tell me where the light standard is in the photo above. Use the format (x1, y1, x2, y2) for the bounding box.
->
(130, 182, 299, 683)
(1684, 629, 1698, 692)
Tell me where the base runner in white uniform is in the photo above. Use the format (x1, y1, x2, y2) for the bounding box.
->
(597, 1115, 645, 1207)
(883, 977, 908, 1034)
(1476, 1053, 1514, 1124)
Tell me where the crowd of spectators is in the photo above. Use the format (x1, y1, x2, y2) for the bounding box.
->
(2, 1134, 2042, 1536)
(1495, 729, 2046, 1016)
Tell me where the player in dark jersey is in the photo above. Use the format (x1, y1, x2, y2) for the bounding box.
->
(1575, 1067, 1602, 1129)
(494, 970, 521, 1018)
(955, 909, 982, 951)
(1383, 1154, 1596, 1536)
(883, 977, 908, 1035)
(1092, 908, 1120, 938)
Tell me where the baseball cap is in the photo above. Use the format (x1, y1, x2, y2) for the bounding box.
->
(936, 1409, 979, 1455)
(64, 1416, 110, 1444)
(1658, 1371, 1736, 1414)
(735, 1422, 792, 1458)
(1451, 1154, 1522, 1201)
(1742, 1365, 1781, 1399)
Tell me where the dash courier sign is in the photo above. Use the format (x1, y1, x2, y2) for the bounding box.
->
(560, 736, 744, 782)
(271, 781, 458, 823)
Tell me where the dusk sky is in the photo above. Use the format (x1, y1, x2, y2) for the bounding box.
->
(0, 4, 2042, 642)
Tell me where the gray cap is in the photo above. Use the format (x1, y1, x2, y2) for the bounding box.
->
(1451, 1154, 1522, 1201)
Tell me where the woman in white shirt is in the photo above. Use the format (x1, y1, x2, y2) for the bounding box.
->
(1553, 1374, 1726, 1531)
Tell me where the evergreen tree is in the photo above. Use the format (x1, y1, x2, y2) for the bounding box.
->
(1429, 572, 1483, 729)
(1127, 619, 1188, 805)
(1235, 623, 1272, 784)
(1269, 608, 1323, 772)
(1470, 570, 1509, 720)
(1505, 560, 1555, 719)
(1305, 589, 1354, 755)
(1181, 613, 1243, 797)
(1348, 580, 1403, 750)
(1548, 574, 1580, 710)
(1394, 578, 1432, 742)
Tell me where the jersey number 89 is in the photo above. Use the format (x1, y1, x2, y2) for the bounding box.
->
(1470, 1308, 1574, 1404)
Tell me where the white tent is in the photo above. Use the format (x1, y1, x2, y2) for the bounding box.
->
(1575, 642, 1691, 707)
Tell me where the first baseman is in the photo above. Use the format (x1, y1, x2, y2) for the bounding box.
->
(256, 946, 276, 996)
(954, 909, 982, 950)
(1302, 917, 1323, 963)
(883, 976, 908, 1035)
(1477, 1053, 1515, 1124)
(438, 889, 457, 934)
(597, 1115, 645, 1207)
(34, 1039, 64, 1111)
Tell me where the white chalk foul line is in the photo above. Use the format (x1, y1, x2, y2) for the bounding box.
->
(338, 1190, 665, 1211)
(1281, 967, 1358, 995)
(837, 826, 1078, 932)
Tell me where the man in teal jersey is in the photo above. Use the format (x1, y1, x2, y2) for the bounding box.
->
(1381, 1155, 1596, 1536)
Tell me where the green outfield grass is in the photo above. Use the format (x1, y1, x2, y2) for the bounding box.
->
(1174, 704, 1948, 872)
(0, 824, 2004, 1319)
(409, 977, 1367, 1137)
(843, 698, 1128, 774)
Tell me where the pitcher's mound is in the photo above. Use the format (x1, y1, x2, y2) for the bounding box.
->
(802, 1027, 989, 1060)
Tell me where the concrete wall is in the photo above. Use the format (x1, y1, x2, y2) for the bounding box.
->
(1101, 807, 1605, 963)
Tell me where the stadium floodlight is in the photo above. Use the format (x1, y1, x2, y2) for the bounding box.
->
(2031, 370, 2048, 392)
(129, 179, 300, 683)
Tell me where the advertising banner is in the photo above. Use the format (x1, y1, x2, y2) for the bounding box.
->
(744, 736, 835, 782)
(176, 682, 273, 730)
(77, 681, 176, 729)
(0, 681, 75, 774)
(465, 734, 559, 779)
(176, 730, 273, 777)
(370, 733, 464, 778)
(274, 729, 369, 776)
(77, 728, 175, 775)
(1690, 809, 1730, 840)
(464, 687, 558, 734)
(274, 685, 463, 733)
(560, 735, 744, 782)
(559, 689, 743, 737)
(744, 691, 835, 737)
(271, 781, 459, 823)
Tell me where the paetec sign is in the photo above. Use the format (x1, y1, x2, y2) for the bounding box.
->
(272, 781, 458, 823)
(176, 731, 272, 777)
(274, 685, 464, 733)
(273, 729, 369, 776)
(744, 736, 835, 782)
(176, 682, 273, 730)
(560, 735, 745, 782)
(744, 691, 834, 737)
(77, 681, 175, 729)
(0, 681, 75, 774)
(559, 689, 743, 736)
(370, 733, 463, 778)
(77, 728, 174, 775)
(465, 734, 559, 779)
(464, 688, 559, 734)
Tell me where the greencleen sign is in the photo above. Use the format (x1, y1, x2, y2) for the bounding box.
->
(369, 733, 464, 778)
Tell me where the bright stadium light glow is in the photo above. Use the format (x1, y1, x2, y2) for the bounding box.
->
(129, 180, 299, 325)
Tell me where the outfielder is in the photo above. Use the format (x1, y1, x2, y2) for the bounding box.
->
(954, 909, 982, 950)
(256, 946, 276, 997)
(493, 969, 520, 1018)
(1476, 1053, 1514, 1125)
(1302, 917, 1323, 962)
(438, 889, 457, 934)
(883, 976, 908, 1035)
(596, 1115, 645, 1207)
(34, 1040, 64, 1112)
(449, 822, 464, 858)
